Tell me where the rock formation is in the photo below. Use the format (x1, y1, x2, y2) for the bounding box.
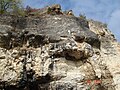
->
(0, 4, 120, 90)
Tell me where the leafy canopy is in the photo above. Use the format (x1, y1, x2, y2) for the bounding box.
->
(0, 0, 22, 14)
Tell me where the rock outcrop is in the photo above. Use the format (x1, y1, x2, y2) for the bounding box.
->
(0, 5, 120, 90)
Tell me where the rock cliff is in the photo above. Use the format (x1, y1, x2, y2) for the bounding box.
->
(0, 5, 120, 90)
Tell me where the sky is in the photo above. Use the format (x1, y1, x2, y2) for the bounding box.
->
(23, 0, 120, 42)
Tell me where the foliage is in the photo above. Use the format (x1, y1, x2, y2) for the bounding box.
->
(47, 7, 52, 14)
(79, 13, 86, 20)
(0, 0, 23, 14)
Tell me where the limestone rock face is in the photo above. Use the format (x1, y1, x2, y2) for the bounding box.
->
(0, 13, 120, 90)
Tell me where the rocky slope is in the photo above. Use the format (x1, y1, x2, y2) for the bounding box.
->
(0, 5, 120, 90)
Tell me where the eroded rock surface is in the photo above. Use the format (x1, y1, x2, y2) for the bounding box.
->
(0, 5, 120, 90)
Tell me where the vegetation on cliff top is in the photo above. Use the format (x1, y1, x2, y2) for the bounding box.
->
(0, 0, 26, 16)
(0, 0, 87, 20)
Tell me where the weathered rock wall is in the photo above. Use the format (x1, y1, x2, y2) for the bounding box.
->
(0, 14, 120, 90)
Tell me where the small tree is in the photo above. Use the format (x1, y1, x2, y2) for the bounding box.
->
(0, 0, 22, 14)
(79, 13, 86, 20)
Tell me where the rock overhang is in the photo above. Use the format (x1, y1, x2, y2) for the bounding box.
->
(0, 15, 100, 49)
